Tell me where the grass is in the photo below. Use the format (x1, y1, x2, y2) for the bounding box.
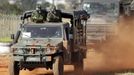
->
(88, 72, 134, 75)
(115, 72, 134, 75)
(0, 37, 12, 43)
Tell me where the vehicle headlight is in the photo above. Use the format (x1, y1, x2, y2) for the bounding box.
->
(11, 48, 23, 54)
(46, 44, 58, 53)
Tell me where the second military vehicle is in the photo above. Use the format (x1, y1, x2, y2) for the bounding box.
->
(77, 0, 120, 45)
(120, 0, 134, 16)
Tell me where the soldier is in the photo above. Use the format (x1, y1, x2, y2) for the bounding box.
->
(31, 5, 47, 23)
(47, 5, 62, 22)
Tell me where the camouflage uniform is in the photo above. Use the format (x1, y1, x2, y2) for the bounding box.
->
(31, 6, 46, 23)
(47, 5, 62, 22)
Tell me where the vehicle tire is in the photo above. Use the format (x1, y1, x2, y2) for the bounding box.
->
(10, 61, 20, 75)
(53, 56, 64, 75)
(73, 52, 84, 75)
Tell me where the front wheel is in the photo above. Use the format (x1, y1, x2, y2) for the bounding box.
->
(53, 56, 64, 75)
(9, 61, 20, 75)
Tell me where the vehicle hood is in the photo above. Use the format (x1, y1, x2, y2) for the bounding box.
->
(11, 38, 63, 48)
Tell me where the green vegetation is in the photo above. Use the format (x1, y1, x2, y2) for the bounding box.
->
(116, 73, 134, 75)
(0, 37, 12, 43)
(57, 4, 65, 10)
(0, 0, 67, 15)
(41, 2, 51, 8)
(20, 0, 37, 11)
(0, 0, 22, 15)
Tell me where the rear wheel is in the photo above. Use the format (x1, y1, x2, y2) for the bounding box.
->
(28, 68, 34, 71)
(73, 51, 84, 75)
(53, 56, 64, 75)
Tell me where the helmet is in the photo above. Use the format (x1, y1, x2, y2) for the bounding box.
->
(36, 5, 42, 10)
(50, 5, 56, 11)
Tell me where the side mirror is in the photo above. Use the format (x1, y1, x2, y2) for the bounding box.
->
(11, 34, 15, 40)
(20, 24, 23, 28)
(20, 16, 24, 20)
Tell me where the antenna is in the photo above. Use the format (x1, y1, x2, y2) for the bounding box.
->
(52, 0, 55, 5)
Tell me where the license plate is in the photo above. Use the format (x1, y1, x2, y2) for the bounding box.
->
(28, 57, 38, 61)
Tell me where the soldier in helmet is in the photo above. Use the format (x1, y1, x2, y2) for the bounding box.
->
(47, 5, 62, 22)
(31, 5, 47, 23)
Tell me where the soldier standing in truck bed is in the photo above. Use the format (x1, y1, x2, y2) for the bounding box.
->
(47, 5, 62, 22)
(31, 6, 47, 23)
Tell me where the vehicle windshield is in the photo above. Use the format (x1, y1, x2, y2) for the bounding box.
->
(83, 2, 119, 17)
(21, 26, 62, 38)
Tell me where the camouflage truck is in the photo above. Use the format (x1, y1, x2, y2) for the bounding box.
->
(10, 8, 88, 75)
(76, 0, 120, 46)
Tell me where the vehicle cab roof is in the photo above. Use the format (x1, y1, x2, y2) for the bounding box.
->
(23, 22, 69, 27)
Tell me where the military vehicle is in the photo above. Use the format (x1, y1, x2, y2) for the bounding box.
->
(76, 0, 120, 45)
(10, 7, 88, 75)
(120, 0, 134, 16)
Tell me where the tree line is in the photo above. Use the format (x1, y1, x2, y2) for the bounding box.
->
(0, 0, 66, 15)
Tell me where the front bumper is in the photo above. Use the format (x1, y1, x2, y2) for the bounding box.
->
(13, 50, 62, 62)
(14, 54, 52, 62)
(12, 46, 53, 61)
(13, 51, 63, 69)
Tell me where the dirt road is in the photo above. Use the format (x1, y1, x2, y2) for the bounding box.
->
(0, 16, 134, 75)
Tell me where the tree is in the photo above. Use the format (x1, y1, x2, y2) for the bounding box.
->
(65, 0, 82, 9)
(57, 4, 65, 10)
(41, 2, 51, 8)
(0, 0, 22, 14)
(21, 0, 37, 11)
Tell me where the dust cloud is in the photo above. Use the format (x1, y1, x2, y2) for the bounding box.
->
(85, 15, 134, 73)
